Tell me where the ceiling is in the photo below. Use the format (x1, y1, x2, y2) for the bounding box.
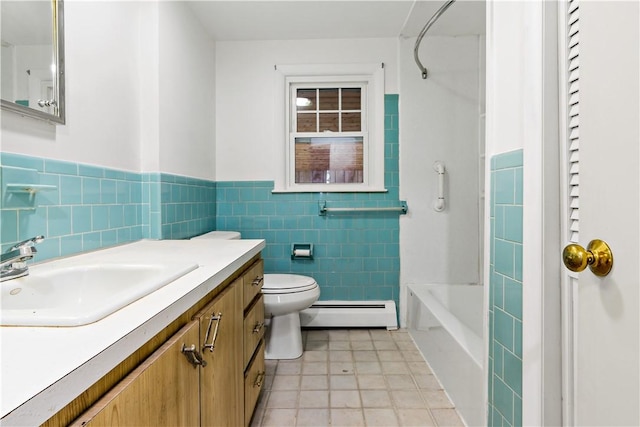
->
(187, 0, 486, 42)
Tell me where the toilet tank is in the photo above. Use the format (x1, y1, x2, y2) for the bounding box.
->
(191, 231, 241, 240)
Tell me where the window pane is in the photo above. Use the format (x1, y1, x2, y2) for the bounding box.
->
(342, 88, 361, 110)
(297, 113, 316, 132)
(296, 89, 316, 111)
(295, 137, 363, 184)
(342, 112, 361, 132)
(319, 88, 339, 110)
(319, 112, 339, 132)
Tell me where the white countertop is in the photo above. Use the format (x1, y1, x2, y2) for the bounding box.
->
(0, 238, 265, 426)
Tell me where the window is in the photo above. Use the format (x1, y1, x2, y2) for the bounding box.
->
(293, 85, 365, 184)
(274, 64, 385, 193)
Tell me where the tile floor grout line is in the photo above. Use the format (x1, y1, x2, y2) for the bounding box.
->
(252, 328, 465, 427)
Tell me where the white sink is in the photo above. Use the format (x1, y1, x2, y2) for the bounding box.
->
(0, 263, 198, 326)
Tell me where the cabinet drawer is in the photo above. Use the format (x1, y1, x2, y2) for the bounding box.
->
(244, 339, 266, 427)
(243, 259, 264, 309)
(243, 293, 265, 369)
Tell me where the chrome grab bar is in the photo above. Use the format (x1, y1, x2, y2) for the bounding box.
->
(319, 201, 408, 215)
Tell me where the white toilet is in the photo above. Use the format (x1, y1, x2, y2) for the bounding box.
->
(191, 231, 320, 360)
(262, 273, 320, 360)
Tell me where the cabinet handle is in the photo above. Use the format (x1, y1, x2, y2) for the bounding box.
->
(253, 371, 266, 388)
(181, 344, 207, 368)
(203, 312, 222, 353)
(251, 276, 264, 287)
(252, 321, 265, 334)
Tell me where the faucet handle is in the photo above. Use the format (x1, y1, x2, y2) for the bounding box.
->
(9, 235, 45, 252)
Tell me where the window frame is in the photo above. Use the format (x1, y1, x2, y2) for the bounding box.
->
(273, 63, 386, 193)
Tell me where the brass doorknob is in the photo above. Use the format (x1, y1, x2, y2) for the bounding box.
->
(562, 239, 613, 277)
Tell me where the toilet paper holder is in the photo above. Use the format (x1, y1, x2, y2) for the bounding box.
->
(291, 243, 314, 260)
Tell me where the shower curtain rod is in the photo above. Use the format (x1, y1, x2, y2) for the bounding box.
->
(413, 0, 457, 79)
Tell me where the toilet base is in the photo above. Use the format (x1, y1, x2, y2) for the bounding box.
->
(265, 312, 303, 360)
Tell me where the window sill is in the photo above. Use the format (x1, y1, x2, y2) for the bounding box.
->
(272, 186, 388, 194)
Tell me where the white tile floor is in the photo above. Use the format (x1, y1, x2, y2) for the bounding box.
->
(250, 328, 465, 427)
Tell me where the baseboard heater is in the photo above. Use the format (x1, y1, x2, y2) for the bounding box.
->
(300, 300, 398, 330)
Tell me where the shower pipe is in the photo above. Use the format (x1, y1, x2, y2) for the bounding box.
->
(413, 0, 457, 79)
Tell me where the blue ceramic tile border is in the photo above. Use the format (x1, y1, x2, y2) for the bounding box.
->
(0, 153, 145, 261)
(155, 173, 216, 240)
(0, 153, 216, 262)
(488, 149, 523, 427)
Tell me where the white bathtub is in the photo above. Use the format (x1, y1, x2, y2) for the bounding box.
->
(406, 284, 485, 426)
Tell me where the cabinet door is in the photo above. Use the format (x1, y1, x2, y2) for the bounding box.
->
(72, 322, 200, 426)
(197, 279, 243, 427)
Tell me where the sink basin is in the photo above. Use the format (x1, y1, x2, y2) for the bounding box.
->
(0, 263, 198, 326)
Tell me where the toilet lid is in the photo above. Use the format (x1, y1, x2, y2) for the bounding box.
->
(262, 274, 318, 294)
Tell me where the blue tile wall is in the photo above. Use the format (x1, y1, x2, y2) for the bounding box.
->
(216, 94, 402, 306)
(0, 153, 216, 262)
(488, 149, 523, 427)
(152, 173, 216, 240)
(0, 153, 145, 261)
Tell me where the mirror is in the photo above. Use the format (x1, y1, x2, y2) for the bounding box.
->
(1, 0, 65, 124)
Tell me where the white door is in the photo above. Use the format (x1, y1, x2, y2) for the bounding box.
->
(562, 1, 639, 425)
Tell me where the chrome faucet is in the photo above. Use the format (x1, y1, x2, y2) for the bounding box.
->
(0, 235, 44, 282)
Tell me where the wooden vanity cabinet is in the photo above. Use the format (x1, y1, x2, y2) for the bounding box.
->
(71, 321, 201, 426)
(70, 257, 265, 427)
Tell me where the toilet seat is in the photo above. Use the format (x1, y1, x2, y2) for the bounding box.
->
(262, 274, 318, 294)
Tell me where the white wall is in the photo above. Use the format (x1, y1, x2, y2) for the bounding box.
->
(398, 35, 482, 291)
(214, 38, 398, 182)
(158, 3, 216, 180)
(1, 1, 216, 180)
(1, 1, 143, 172)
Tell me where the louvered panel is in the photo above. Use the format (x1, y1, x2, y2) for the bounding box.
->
(569, 104, 580, 117)
(569, 57, 580, 71)
(569, 0, 579, 13)
(569, 80, 579, 95)
(569, 21, 579, 37)
(569, 79, 580, 92)
(569, 92, 579, 105)
(569, 129, 579, 141)
(569, 141, 579, 152)
(570, 163, 580, 174)
(569, 68, 580, 83)
(569, 151, 579, 163)
(569, 115, 579, 128)
(569, 32, 580, 48)
(566, 0, 580, 243)
(568, 45, 579, 60)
